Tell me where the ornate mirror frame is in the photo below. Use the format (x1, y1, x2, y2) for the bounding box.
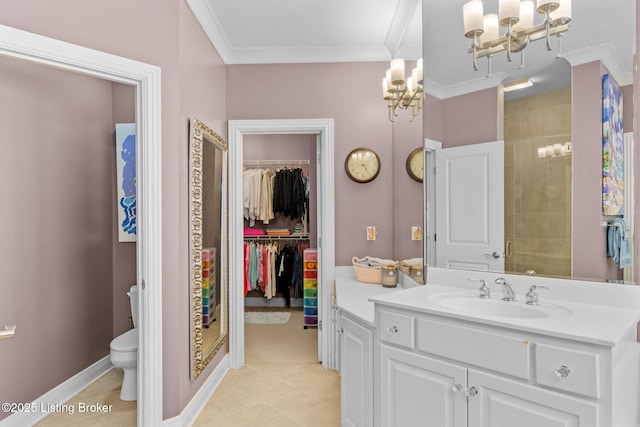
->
(189, 117, 228, 379)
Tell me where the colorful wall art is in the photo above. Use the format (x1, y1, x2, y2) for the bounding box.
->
(602, 74, 624, 215)
(116, 123, 137, 242)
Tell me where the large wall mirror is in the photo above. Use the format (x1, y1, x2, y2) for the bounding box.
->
(423, 0, 636, 283)
(189, 118, 229, 379)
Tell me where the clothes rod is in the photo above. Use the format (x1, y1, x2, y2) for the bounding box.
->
(243, 160, 310, 166)
(602, 221, 623, 228)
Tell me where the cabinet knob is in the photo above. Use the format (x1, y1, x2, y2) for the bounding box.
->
(555, 365, 571, 379)
(451, 383, 464, 393)
(465, 386, 479, 398)
(386, 325, 399, 335)
(338, 327, 344, 334)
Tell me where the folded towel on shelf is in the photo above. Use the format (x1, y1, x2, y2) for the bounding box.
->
(607, 218, 631, 268)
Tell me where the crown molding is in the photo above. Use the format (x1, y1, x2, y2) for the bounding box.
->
(187, 0, 419, 64)
(424, 72, 508, 100)
(385, 0, 420, 58)
(562, 41, 633, 86)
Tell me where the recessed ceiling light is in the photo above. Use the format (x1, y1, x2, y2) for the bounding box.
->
(503, 77, 533, 92)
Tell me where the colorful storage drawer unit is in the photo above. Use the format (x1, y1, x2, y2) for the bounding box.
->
(202, 247, 216, 327)
(303, 249, 318, 329)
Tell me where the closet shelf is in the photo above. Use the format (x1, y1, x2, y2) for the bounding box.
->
(243, 235, 310, 240)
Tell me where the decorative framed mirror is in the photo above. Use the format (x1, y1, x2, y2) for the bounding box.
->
(189, 118, 229, 379)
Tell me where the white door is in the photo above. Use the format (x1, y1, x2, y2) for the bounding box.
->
(435, 141, 504, 272)
(378, 344, 467, 427)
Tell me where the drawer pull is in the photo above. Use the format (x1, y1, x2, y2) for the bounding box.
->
(387, 325, 399, 335)
(451, 383, 464, 393)
(555, 365, 571, 379)
(465, 386, 479, 398)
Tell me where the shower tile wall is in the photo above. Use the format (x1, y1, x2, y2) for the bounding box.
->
(504, 88, 572, 278)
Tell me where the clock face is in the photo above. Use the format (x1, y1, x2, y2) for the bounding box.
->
(345, 148, 380, 183)
(406, 147, 424, 183)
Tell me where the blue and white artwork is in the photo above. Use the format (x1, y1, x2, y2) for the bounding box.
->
(116, 123, 137, 242)
(602, 74, 624, 215)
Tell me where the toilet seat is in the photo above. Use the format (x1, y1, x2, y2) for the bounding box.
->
(110, 329, 138, 352)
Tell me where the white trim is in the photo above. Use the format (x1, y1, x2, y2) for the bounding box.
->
(228, 119, 336, 370)
(385, 0, 421, 58)
(423, 139, 442, 268)
(423, 72, 509, 100)
(162, 355, 230, 427)
(186, 0, 418, 64)
(0, 357, 112, 427)
(563, 42, 633, 87)
(0, 25, 163, 426)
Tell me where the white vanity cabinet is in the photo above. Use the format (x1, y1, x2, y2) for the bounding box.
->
(375, 304, 638, 427)
(338, 309, 374, 427)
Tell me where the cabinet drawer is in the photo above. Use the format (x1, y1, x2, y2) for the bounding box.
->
(417, 318, 531, 380)
(534, 343, 600, 398)
(378, 310, 415, 349)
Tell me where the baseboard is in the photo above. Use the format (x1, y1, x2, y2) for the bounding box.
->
(163, 354, 230, 427)
(0, 356, 112, 427)
(245, 296, 303, 307)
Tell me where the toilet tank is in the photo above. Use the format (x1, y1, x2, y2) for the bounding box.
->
(129, 284, 139, 328)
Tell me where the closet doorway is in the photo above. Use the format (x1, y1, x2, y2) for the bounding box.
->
(228, 119, 336, 371)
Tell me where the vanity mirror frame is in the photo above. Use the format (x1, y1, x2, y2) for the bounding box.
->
(189, 117, 229, 380)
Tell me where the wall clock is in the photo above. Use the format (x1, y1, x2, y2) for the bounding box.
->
(406, 147, 424, 183)
(344, 147, 380, 183)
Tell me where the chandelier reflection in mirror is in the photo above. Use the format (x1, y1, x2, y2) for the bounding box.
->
(382, 58, 424, 122)
(463, 0, 571, 73)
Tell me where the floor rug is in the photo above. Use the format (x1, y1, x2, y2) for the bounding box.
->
(244, 311, 291, 324)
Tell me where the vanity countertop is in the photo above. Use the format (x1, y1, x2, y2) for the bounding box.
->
(335, 266, 413, 326)
(369, 282, 640, 347)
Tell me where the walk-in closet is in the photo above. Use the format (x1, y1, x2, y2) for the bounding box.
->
(242, 133, 319, 356)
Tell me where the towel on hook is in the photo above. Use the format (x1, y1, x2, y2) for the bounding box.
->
(607, 218, 631, 268)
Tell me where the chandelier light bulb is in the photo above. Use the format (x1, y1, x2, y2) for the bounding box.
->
(481, 14, 500, 43)
(514, 1, 535, 31)
(499, 0, 520, 25)
(463, 0, 485, 37)
(390, 58, 405, 86)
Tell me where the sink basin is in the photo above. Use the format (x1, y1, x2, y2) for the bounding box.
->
(429, 293, 571, 319)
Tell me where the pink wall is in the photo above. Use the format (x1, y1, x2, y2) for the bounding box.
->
(226, 62, 424, 265)
(0, 55, 115, 420)
(442, 88, 500, 147)
(572, 62, 624, 280)
(0, 0, 227, 420)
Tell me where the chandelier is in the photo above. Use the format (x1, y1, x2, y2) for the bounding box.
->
(463, 0, 572, 73)
(382, 58, 424, 122)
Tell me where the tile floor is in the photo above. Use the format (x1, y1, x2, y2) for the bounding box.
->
(35, 307, 340, 426)
(34, 369, 136, 427)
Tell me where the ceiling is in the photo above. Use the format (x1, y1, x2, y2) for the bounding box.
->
(187, 0, 635, 99)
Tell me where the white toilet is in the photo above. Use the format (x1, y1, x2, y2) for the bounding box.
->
(109, 284, 138, 401)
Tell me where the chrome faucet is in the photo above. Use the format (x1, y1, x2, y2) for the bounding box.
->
(525, 284, 549, 305)
(468, 277, 490, 299)
(494, 278, 516, 301)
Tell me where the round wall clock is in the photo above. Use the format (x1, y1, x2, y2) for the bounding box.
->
(344, 147, 381, 183)
(406, 147, 424, 183)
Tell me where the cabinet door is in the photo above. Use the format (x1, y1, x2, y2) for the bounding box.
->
(340, 314, 373, 427)
(468, 370, 598, 427)
(379, 344, 467, 427)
